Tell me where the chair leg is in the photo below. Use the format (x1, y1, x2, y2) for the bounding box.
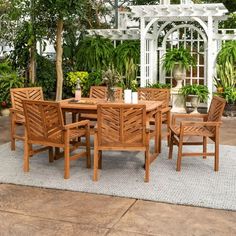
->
(166, 112, 171, 147)
(215, 137, 219, 171)
(98, 151, 102, 169)
(203, 136, 207, 159)
(168, 132, 174, 160)
(145, 150, 150, 182)
(10, 120, 16, 151)
(64, 144, 70, 179)
(176, 138, 183, 171)
(86, 131, 91, 168)
(23, 138, 30, 172)
(49, 147, 54, 163)
(93, 134, 99, 181)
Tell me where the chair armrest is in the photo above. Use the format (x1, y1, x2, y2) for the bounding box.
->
(161, 107, 171, 113)
(180, 121, 222, 127)
(64, 120, 90, 130)
(172, 113, 208, 125)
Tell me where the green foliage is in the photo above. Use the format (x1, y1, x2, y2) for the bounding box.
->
(162, 47, 196, 73)
(217, 41, 236, 67)
(36, 55, 57, 99)
(114, 41, 140, 89)
(221, 87, 236, 104)
(76, 36, 114, 72)
(146, 83, 171, 89)
(179, 84, 209, 102)
(215, 62, 236, 89)
(81, 71, 103, 97)
(64, 71, 89, 97)
(0, 61, 24, 108)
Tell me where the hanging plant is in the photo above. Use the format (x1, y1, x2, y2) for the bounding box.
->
(76, 36, 114, 72)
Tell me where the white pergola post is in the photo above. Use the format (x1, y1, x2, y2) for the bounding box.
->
(140, 17, 146, 87)
(207, 16, 214, 108)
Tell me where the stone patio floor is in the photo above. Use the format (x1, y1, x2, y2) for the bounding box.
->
(0, 115, 235, 235)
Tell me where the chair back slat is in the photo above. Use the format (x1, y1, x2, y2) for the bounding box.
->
(11, 87, 44, 121)
(90, 86, 123, 100)
(97, 104, 146, 147)
(23, 100, 64, 144)
(138, 88, 170, 108)
(207, 96, 226, 133)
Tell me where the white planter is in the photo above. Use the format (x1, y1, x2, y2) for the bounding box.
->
(124, 89, 132, 103)
(189, 95, 200, 114)
(1, 108, 10, 116)
(173, 64, 186, 90)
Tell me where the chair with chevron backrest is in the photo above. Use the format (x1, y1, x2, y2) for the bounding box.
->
(23, 100, 91, 179)
(168, 96, 226, 171)
(89, 86, 123, 100)
(79, 86, 123, 124)
(93, 103, 157, 182)
(10, 87, 44, 151)
(138, 88, 171, 151)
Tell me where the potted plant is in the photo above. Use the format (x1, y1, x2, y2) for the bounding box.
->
(162, 47, 196, 90)
(102, 67, 121, 102)
(179, 84, 209, 113)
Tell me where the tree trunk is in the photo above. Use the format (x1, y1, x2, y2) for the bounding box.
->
(55, 19, 64, 101)
(29, 46, 36, 83)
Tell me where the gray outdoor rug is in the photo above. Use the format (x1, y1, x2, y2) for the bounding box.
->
(0, 141, 236, 211)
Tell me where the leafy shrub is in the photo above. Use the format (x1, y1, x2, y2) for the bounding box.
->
(36, 55, 56, 99)
(0, 61, 24, 108)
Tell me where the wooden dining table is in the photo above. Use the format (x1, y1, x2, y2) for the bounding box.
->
(60, 98, 163, 162)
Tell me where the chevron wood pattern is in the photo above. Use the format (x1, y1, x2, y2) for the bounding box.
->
(94, 103, 154, 182)
(23, 100, 91, 179)
(138, 88, 171, 149)
(169, 96, 226, 172)
(90, 86, 123, 100)
(10, 87, 44, 151)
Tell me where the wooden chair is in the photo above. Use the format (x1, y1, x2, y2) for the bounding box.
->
(93, 103, 157, 182)
(10, 87, 44, 151)
(168, 96, 226, 171)
(23, 100, 91, 179)
(89, 86, 123, 100)
(138, 88, 171, 150)
(79, 86, 123, 124)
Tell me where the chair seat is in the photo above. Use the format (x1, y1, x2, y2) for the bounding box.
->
(170, 125, 214, 137)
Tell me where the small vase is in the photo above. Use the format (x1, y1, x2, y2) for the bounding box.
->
(132, 92, 138, 104)
(107, 87, 116, 102)
(124, 89, 132, 103)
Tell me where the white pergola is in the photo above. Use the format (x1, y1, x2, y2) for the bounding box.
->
(88, 2, 236, 106)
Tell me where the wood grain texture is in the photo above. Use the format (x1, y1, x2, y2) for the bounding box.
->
(93, 103, 159, 182)
(10, 87, 44, 151)
(168, 96, 226, 172)
(23, 100, 91, 179)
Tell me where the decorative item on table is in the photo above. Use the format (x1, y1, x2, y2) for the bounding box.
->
(102, 67, 121, 102)
(131, 91, 138, 104)
(74, 78, 81, 101)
